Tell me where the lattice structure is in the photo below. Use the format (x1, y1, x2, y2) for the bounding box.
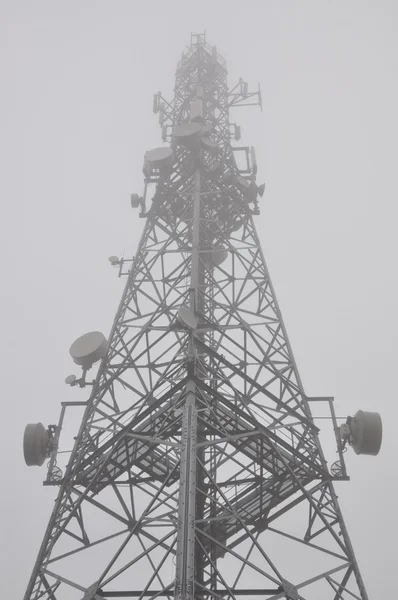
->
(24, 33, 371, 600)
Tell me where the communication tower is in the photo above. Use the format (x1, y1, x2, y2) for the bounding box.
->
(23, 33, 382, 600)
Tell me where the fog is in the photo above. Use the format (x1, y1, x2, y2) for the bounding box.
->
(0, 2, 397, 597)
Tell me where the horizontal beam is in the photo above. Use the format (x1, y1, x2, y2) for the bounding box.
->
(98, 589, 282, 597)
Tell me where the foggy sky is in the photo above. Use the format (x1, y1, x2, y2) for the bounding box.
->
(0, 1, 397, 597)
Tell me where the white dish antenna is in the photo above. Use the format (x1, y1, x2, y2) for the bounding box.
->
(203, 248, 228, 268)
(177, 306, 198, 330)
(144, 147, 175, 170)
(69, 331, 108, 369)
(173, 122, 202, 147)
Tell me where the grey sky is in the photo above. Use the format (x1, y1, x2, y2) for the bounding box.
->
(0, 1, 397, 597)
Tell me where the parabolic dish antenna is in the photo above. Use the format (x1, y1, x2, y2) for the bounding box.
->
(173, 122, 202, 147)
(69, 331, 108, 369)
(130, 194, 142, 208)
(177, 306, 198, 330)
(203, 248, 228, 268)
(23, 423, 50, 467)
(144, 147, 175, 170)
(350, 410, 383, 456)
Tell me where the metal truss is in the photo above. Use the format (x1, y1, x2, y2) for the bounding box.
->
(24, 33, 370, 600)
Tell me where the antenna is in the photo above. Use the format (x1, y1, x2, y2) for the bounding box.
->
(69, 331, 108, 369)
(176, 306, 198, 330)
(340, 410, 383, 455)
(108, 255, 120, 265)
(23, 423, 51, 467)
(64, 374, 77, 386)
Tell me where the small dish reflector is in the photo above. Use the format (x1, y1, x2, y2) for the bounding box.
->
(350, 410, 383, 456)
(144, 147, 175, 170)
(173, 122, 202, 147)
(23, 423, 50, 467)
(177, 306, 198, 330)
(108, 256, 120, 265)
(65, 374, 77, 385)
(130, 194, 142, 209)
(69, 331, 108, 369)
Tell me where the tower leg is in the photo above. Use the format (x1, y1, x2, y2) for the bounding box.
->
(174, 386, 197, 600)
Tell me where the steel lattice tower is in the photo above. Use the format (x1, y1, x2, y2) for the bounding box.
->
(23, 33, 381, 600)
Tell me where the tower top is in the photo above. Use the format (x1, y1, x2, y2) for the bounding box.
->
(141, 34, 263, 235)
